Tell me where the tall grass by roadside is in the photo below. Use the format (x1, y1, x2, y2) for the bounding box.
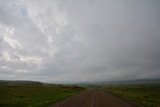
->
(0, 84, 85, 107)
(105, 85, 160, 107)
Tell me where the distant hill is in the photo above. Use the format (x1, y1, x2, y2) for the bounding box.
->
(0, 80, 66, 87)
(0, 80, 43, 85)
(77, 79, 160, 87)
(1, 79, 160, 86)
(99, 79, 160, 85)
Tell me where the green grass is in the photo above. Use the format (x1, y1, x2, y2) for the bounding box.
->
(0, 84, 85, 107)
(105, 85, 160, 107)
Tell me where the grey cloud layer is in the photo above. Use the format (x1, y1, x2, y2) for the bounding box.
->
(0, 0, 160, 83)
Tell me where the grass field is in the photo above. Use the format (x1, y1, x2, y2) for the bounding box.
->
(105, 85, 160, 107)
(0, 84, 85, 107)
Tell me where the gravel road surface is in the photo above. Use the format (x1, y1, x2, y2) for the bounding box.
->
(51, 89, 134, 107)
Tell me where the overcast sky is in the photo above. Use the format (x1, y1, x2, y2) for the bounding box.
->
(0, 0, 160, 83)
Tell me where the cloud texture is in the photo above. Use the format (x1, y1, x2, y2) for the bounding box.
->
(0, 0, 160, 83)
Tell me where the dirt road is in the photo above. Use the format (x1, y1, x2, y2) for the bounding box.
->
(51, 89, 134, 107)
